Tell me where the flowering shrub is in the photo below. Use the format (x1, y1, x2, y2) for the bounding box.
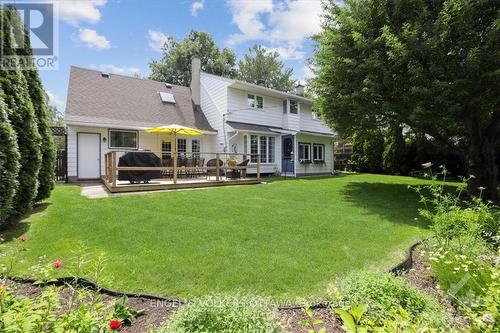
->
(414, 163, 499, 331)
(0, 238, 142, 332)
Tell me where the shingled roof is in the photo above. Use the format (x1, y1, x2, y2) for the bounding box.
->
(64, 66, 215, 132)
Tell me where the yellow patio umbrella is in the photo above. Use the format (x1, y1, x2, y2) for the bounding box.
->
(145, 124, 202, 155)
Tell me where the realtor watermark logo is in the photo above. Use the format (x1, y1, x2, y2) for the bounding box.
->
(1, 1, 59, 70)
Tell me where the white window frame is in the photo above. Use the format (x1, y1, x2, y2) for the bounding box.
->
(313, 143, 325, 161)
(247, 94, 264, 110)
(247, 134, 276, 164)
(191, 139, 201, 157)
(289, 100, 299, 114)
(108, 129, 138, 149)
(299, 142, 311, 162)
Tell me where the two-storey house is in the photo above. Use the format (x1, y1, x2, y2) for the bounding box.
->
(64, 57, 335, 182)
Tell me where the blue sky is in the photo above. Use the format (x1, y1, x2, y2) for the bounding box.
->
(39, 0, 324, 113)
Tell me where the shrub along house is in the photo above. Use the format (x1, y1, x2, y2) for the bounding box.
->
(64, 57, 335, 191)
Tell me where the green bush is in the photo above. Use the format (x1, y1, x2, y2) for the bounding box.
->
(351, 129, 384, 173)
(0, 90, 20, 226)
(155, 295, 280, 333)
(425, 245, 495, 308)
(0, 7, 42, 218)
(463, 263, 500, 333)
(16, 12, 55, 202)
(330, 271, 446, 326)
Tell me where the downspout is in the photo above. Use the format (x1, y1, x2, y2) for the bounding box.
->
(228, 131, 239, 142)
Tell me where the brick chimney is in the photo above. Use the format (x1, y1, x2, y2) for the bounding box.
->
(190, 56, 201, 106)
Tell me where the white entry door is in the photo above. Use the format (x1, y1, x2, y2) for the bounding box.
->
(78, 133, 100, 179)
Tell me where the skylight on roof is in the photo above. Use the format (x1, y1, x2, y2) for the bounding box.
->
(159, 92, 176, 104)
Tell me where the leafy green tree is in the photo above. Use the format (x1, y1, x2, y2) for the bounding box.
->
(47, 102, 64, 126)
(351, 129, 384, 173)
(311, 0, 500, 200)
(10, 9, 56, 201)
(0, 6, 42, 217)
(383, 124, 406, 174)
(149, 30, 237, 85)
(237, 45, 295, 92)
(0, 89, 20, 226)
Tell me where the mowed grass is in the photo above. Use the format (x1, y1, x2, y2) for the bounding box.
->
(3, 174, 435, 299)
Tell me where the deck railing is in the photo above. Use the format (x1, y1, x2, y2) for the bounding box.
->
(104, 150, 260, 188)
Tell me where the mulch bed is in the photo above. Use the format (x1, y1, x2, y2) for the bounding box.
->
(3, 245, 466, 332)
(279, 308, 343, 333)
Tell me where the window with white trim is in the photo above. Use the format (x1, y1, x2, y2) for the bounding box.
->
(161, 141, 171, 159)
(268, 137, 275, 163)
(109, 130, 138, 149)
(243, 135, 248, 156)
(299, 142, 311, 161)
(249, 135, 276, 163)
(259, 136, 267, 163)
(290, 100, 298, 114)
(250, 135, 258, 163)
(313, 144, 325, 161)
(177, 138, 187, 156)
(191, 139, 200, 157)
(247, 94, 264, 109)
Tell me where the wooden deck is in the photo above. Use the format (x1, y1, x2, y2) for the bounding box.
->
(102, 176, 261, 193)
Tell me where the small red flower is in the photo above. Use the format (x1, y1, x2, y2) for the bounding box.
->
(109, 320, 122, 330)
(53, 259, 62, 269)
(18, 235, 28, 242)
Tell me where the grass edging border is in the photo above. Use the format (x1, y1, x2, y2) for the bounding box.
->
(5, 240, 422, 311)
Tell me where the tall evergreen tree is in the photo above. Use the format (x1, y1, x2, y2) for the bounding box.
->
(0, 6, 42, 217)
(0, 89, 20, 226)
(9, 7, 56, 201)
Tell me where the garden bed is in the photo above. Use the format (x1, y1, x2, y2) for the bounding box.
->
(2, 244, 465, 332)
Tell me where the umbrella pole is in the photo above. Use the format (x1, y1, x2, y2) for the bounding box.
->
(173, 133, 177, 184)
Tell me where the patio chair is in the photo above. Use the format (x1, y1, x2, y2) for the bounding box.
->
(228, 159, 249, 179)
(206, 158, 224, 180)
(186, 157, 196, 178)
(177, 155, 187, 178)
(161, 158, 173, 178)
(195, 157, 205, 177)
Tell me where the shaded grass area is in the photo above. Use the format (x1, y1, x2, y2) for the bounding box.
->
(1, 174, 438, 300)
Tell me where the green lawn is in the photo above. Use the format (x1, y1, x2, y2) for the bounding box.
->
(2, 174, 434, 300)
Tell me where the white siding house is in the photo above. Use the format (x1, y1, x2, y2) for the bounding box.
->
(196, 58, 335, 176)
(64, 57, 335, 181)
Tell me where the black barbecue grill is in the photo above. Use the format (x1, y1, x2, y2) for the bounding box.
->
(118, 151, 161, 184)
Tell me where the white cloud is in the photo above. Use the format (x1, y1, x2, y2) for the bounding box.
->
(147, 30, 170, 52)
(266, 45, 305, 60)
(268, 0, 323, 44)
(89, 64, 141, 76)
(191, 0, 205, 16)
(58, 0, 107, 26)
(225, 0, 323, 61)
(226, 0, 273, 45)
(76, 28, 110, 49)
(46, 91, 65, 111)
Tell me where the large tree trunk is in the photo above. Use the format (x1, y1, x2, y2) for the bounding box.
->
(467, 133, 499, 201)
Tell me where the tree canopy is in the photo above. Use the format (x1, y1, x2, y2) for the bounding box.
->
(149, 30, 237, 85)
(311, 0, 500, 200)
(238, 45, 295, 92)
